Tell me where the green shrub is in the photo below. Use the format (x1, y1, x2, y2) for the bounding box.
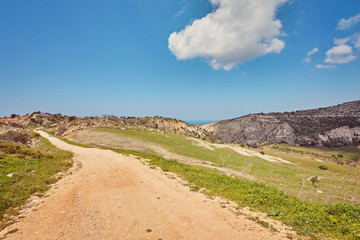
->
(318, 165, 328, 170)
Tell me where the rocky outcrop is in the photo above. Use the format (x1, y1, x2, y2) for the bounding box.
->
(201, 100, 360, 147)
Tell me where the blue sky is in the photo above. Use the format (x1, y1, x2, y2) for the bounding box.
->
(0, 0, 359, 121)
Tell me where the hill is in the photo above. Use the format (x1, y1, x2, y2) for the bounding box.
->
(0, 113, 216, 142)
(201, 100, 360, 147)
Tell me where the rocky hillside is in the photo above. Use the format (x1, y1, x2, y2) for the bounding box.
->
(53, 115, 216, 141)
(0, 113, 216, 142)
(201, 101, 360, 147)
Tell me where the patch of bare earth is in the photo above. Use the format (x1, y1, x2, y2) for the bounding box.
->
(1, 131, 296, 239)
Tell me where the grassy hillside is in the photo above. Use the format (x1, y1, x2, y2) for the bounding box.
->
(62, 127, 360, 239)
(0, 137, 73, 230)
(66, 127, 360, 204)
(113, 149, 360, 240)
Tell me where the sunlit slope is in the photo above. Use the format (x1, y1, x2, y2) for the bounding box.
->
(66, 127, 360, 204)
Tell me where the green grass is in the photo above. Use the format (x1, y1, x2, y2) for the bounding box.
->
(264, 144, 360, 164)
(113, 148, 360, 240)
(82, 128, 360, 204)
(0, 138, 73, 229)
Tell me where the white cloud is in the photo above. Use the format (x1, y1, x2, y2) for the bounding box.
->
(326, 44, 352, 57)
(352, 33, 360, 49)
(303, 57, 311, 64)
(307, 47, 319, 56)
(337, 13, 360, 30)
(303, 47, 319, 63)
(334, 37, 351, 45)
(316, 43, 357, 69)
(316, 64, 336, 70)
(174, 6, 186, 18)
(325, 55, 357, 64)
(168, 0, 288, 70)
(324, 45, 356, 64)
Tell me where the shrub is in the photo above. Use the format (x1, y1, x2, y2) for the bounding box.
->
(67, 116, 76, 122)
(310, 176, 319, 186)
(260, 151, 265, 155)
(0, 131, 31, 144)
(30, 111, 41, 117)
(337, 154, 344, 158)
(318, 165, 328, 170)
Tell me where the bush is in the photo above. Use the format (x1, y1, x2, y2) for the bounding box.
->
(67, 116, 76, 122)
(0, 131, 31, 144)
(318, 165, 328, 170)
(310, 176, 319, 186)
(337, 154, 344, 158)
(30, 111, 41, 117)
(260, 151, 265, 155)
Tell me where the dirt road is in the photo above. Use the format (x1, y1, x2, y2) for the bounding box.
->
(1, 131, 286, 240)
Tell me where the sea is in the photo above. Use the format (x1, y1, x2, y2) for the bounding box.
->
(185, 120, 216, 125)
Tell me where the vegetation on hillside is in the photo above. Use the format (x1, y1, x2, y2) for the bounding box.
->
(77, 128, 360, 204)
(0, 135, 73, 230)
(113, 149, 360, 239)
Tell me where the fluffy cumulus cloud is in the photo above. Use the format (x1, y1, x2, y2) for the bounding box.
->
(325, 55, 356, 64)
(168, 0, 288, 70)
(324, 44, 357, 64)
(337, 13, 360, 30)
(326, 44, 352, 56)
(303, 47, 319, 63)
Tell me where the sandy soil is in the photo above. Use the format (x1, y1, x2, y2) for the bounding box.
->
(1, 131, 289, 240)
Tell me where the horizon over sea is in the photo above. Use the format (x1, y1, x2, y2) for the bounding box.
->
(185, 120, 216, 125)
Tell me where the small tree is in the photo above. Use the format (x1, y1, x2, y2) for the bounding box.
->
(310, 176, 319, 186)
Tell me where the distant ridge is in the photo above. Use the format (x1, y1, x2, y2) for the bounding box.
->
(200, 100, 360, 147)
